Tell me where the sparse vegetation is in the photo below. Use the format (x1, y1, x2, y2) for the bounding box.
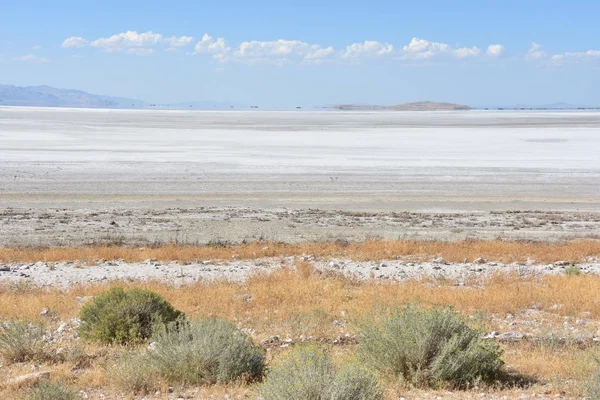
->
(0, 319, 47, 364)
(78, 287, 183, 344)
(565, 265, 582, 276)
(259, 345, 382, 400)
(24, 381, 78, 400)
(1, 259, 600, 398)
(110, 318, 265, 393)
(1, 239, 599, 264)
(357, 306, 503, 388)
(588, 358, 600, 399)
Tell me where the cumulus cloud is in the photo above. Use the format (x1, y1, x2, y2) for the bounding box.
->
(165, 35, 195, 48)
(229, 39, 335, 65)
(62, 36, 88, 48)
(454, 46, 481, 58)
(14, 54, 50, 63)
(526, 42, 547, 60)
(342, 41, 394, 59)
(486, 44, 504, 57)
(32, 45, 42, 50)
(61, 31, 500, 64)
(90, 30, 163, 52)
(62, 31, 195, 55)
(402, 38, 449, 59)
(304, 46, 335, 64)
(193, 34, 230, 55)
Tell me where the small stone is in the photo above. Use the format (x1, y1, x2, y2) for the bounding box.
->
(39, 307, 50, 316)
(495, 332, 524, 340)
(474, 257, 486, 264)
(554, 260, 568, 266)
(56, 323, 68, 335)
(432, 257, 447, 264)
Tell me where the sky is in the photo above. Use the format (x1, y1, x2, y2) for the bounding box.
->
(1, 0, 599, 107)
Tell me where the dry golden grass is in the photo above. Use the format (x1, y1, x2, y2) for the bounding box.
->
(2, 268, 600, 338)
(2, 270, 600, 398)
(1, 239, 599, 264)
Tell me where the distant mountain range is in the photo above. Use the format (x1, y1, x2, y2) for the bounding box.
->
(329, 101, 472, 111)
(0, 85, 246, 110)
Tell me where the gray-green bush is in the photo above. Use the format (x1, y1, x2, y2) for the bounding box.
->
(24, 380, 78, 400)
(79, 287, 183, 345)
(357, 305, 503, 388)
(259, 345, 382, 400)
(0, 319, 47, 364)
(110, 318, 265, 392)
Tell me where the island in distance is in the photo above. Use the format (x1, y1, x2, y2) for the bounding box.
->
(328, 101, 473, 111)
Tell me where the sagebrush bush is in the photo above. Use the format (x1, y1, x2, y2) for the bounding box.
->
(110, 318, 265, 392)
(357, 305, 503, 388)
(259, 345, 382, 400)
(108, 352, 159, 393)
(24, 380, 78, 400)
(78, 287, 183, 344)
(0, 319, 47, 364)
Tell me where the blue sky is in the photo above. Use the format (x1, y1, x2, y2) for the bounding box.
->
(1, 0, 599, 107)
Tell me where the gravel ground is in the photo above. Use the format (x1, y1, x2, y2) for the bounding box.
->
(1, 256, 598, 288)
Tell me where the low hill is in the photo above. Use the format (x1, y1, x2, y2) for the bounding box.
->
(329, 101, 472, 111)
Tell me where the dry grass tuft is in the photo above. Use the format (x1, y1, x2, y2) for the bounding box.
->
(0, 239, 598, 264)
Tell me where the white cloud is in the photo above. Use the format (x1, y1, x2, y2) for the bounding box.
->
(90, 31, 163, 52)
(342, 41, 394, 59)
(165, 36, 194, 48)
(193, 34, 230, 56)
(550, 49, 600, 65)
(62, 36, 88, 48)
(526, 42, 547, 60)
(32, 45, 42, 51)
(486, 44, 504, 57)
(14, 54, 50, 63)
(402, 38, 449, 59)
(304, 46, 335, 64)
(454, 46, 481, 58)
(57, 31, 508, 65)
(229, 39, 335, 65)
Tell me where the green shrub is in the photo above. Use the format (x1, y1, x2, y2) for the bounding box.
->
(24, 380, 78, 400)
(259, 345, 382, 400)
(357, 305, 503, 388)
(0, 319, 47, 364)
(78, 287, 183, 345)
(110, 318, 265, 392)
(565, 266, 581, 276)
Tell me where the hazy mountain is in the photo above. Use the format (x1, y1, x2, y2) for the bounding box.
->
(0, 85, 249, 110)
(0, 85, 146, 108)
(329, 101, 472, 111)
